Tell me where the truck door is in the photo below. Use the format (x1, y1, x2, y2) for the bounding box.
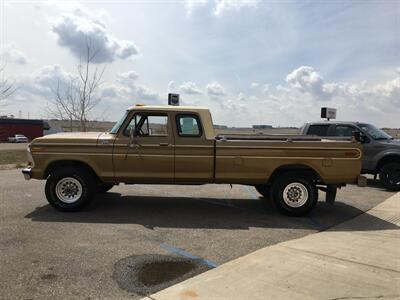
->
(113, 112, 174, 183)
(332, 124, 371, 168)
(173, 113, 214, 183)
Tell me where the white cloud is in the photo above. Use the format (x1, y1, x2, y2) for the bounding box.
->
(206, 81, 226, 97)
(203, 66, 400, 127)
(135, 85, 160, 100)
(184, 0, 208, 15)
(213, 0, 260, 16)
(51, 10, 139, 63)
(184, 0, 259, 16)
(99, 70, 161, 103)
(167, 81, 177, 93)
(373, 77, 400, 105)
(179, 81, 202, 94)
(285, 66, 328, 100)
(20, 65, 76, 98)
(0, 43, 28, 65)
(250, 82, 259, 88)
(262, 84, 270, 94)
(5, 63, 400, 128)
(116, 71, 139, 85)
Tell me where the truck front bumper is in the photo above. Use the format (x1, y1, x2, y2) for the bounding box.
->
(22, 167, 32, 180)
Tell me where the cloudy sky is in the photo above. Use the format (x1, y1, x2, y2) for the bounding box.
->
(1, 0, 399, 127)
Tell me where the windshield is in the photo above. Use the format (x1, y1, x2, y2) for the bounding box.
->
(358, 123, 392, 140)
(110, 111, 128, 134)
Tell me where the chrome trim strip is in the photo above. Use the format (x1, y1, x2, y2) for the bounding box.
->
(174, 145, 214, 148)
(34, 152, 113, 156)
(34, 143, 99, 147)
(217, 145, 361, 151)
(113, 143, 174, 147)
(216, 156, 360, 160)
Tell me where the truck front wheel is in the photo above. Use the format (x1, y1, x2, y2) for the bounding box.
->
(271, 172, 318, 216)
(379, 162, 400, 191)
(45, 167, 95, 212)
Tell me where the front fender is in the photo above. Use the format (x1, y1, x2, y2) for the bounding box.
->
(372, 149, 400, 170)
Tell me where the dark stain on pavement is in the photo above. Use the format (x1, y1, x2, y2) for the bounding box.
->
(113, 254, 210, 296)
(40, 273, 57, 280)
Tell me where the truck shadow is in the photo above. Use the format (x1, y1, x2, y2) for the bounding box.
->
(25, 193, 398, 232)
(366, 178, 389, 191)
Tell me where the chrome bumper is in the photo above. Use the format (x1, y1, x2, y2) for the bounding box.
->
(22, 168, 32, 180)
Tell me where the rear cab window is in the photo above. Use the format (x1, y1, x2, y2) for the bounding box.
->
(176, 114, 202, 137)
(307, 124, 330, 136)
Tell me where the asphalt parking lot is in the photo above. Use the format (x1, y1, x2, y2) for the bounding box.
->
(0, 169, 395, 299)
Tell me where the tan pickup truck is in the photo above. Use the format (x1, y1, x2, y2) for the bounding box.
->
(22, 105, 363, 216)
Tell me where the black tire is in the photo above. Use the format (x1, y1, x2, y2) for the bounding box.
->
(379, 162, 400, 191)
(271, 172, 318, 217)
(45, 167, 95, 212)
(255, 185, 270, 198)
(97, 183, 115, 193)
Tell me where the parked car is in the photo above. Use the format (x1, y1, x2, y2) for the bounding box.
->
(22, 105, 363, 216)
(8, 134, 29, 143)
(300, 121, 400, 191)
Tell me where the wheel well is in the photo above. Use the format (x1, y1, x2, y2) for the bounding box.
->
(44, 160, 100, 182)
(376, 155, 400, 172)
(268, 164, 322, 185)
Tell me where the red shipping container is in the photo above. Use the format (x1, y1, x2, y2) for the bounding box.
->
(0, 119, 43, 142)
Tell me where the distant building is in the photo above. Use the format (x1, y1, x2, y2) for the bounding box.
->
(0, 119, 43, 142)
(214, 124, 228, 129)
(252, 125, 273, 129)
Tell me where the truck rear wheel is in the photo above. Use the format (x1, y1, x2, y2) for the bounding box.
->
(45, 167, 95, 212)
(379, 162, 400, 191)
(271, 172, 318, 216)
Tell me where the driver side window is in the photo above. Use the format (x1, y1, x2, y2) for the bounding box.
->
(124, 114, 168, 137)
(124, 114, 142, 136)
(334, 125, 359, 137)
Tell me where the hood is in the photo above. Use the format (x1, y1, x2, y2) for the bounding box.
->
(32, 132, 103, 145)
(378, 139, 400, 147)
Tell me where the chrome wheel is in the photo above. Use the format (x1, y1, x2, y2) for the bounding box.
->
(55, 177, 83, 203)
(282, 182, 309, 208)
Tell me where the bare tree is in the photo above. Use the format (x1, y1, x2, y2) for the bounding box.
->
(48, 38, 105, 132)
(0, 65, 16, 103)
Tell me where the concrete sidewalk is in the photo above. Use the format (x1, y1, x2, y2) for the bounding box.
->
(143, 193, 400, 300)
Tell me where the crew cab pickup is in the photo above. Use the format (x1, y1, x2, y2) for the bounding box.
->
(22, 105, 363, 216)
(300, 121, 400, 191)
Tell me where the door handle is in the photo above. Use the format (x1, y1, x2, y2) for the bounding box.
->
(159, 143, 169, 146)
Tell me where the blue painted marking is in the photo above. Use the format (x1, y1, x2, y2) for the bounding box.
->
(160, 243, 218, 268)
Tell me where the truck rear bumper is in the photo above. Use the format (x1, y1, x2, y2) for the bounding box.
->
(22, 168, 32, 180)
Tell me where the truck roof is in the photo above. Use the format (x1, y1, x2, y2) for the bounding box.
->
(305, 121, 364, 125)
(127, 105, 210, 112)
(127, 104, 215, 139)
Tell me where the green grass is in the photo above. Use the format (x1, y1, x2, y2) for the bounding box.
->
(0, 150, 27, 166)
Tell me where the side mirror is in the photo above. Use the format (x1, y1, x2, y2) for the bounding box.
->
(352, 131, 368, 143)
